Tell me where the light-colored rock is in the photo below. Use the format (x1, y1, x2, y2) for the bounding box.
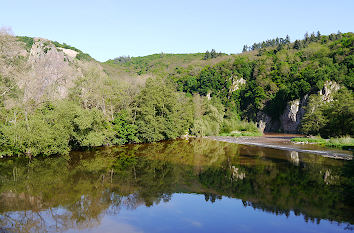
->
(59, 47, 78, 58)
(256, 111, 272, 132)
(206, 92, 211, 100)
(230, 77, 246, 92)
(280, 94, 308, 133)
(319, 80, 340, 102)
(18, 38, 81, 102)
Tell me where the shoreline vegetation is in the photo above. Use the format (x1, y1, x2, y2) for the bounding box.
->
(291, 136, 354, 151)
(0, 31, 353, 159)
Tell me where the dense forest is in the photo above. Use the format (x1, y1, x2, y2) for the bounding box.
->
(0, 29, 353, 158)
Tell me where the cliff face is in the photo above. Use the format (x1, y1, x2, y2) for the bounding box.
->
(20, 38, 81, 103)
(0, 32, 99, 107)
(257, 81, 340, 134)
(279, 95, 308, 133)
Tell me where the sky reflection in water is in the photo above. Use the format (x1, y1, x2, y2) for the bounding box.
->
(0, 139, 353, 233)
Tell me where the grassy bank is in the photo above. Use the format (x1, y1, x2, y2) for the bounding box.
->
(220, 119, 263, 137)
(291, 136, 354, 150)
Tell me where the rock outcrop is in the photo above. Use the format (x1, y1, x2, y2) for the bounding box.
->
(256, 111, 280, 132)
(18, 38, 82, 103)
(230, 77, 246, 92)
(19, 38, 81, 102)
(257, 80, 341, 133)
(279, 94, 308, 133)
(319, 80, 340, 102)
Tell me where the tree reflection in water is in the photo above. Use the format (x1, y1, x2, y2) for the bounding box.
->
(0, 138, 353, 232)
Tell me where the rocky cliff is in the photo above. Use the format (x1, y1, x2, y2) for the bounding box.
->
(257, 80, 340, 134)
(0, 31, 98, 107)
(20, 38, 81, 102)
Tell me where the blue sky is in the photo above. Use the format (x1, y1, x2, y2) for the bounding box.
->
(1, 0, 353, 61)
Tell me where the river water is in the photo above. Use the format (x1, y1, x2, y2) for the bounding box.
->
(0, 138, 353, 233)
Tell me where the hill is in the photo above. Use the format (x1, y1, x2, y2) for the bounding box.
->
(0, 29, 353, 158)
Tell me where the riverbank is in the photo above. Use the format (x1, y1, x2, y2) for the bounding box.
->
(291, 136, 354, 150)
(208, 134, 353, 160)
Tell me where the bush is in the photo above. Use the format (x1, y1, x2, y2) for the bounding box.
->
(0, 101, 116, 157)
(327, 136, 354, 148)
(135, 77, 193, 142)
(191, 96, 224, 136)
(301, 89, 354, 137)
(17, 36, 34, 51)
(221, 118, 260, 134)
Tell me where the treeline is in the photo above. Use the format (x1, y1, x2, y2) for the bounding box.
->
(203, 49, 223, 60)
(171, 32, 354, 136)
(0, 65, 257, 157)
(242, 35, 290, 52)
(242, 31, 346, 52)
(0, 75, 191, 157)
(112, 55, 132, 64)
(1, 31, 353, 157)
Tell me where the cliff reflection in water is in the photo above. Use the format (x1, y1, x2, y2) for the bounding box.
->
(0, 138, 353, 232)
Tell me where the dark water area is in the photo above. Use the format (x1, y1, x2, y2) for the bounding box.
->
(0, 139, 353, 233)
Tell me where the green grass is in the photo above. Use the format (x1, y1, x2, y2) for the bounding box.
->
(327, 137, 354, 150)
(220, 118, 263, 137)
(291, 137, 326, 143)
(291, 136, 354, 150)
(105, 53, 205, 76)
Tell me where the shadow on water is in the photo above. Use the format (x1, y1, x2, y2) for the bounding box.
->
(0, 138, 353, 232)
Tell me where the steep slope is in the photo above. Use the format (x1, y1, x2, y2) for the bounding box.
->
(165, 32, 353, 135)
(0, 30, 109, 108)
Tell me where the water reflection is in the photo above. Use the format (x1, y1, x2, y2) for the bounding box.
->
(0, 139, 353, 232)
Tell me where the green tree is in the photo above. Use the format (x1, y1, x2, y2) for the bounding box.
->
(112, 111, 139, 145)
(301, 95, 327, 135)
(203, 50, 210, 60)
(210, 49, 217, 58)
(135, 77, 192, 142)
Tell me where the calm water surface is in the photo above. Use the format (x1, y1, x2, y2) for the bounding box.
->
(0, 139, 353, 233)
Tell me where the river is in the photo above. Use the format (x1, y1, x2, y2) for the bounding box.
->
(0, 138, 353, 232)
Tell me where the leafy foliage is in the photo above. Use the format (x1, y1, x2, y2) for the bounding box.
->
(301, 89, 354, 137)
(1, 31, 353, 157)
(16, 36, 34, 51)
(171, 32, 354, 123)
(135, 77, 193, 142)
(0, 101, 115, 157)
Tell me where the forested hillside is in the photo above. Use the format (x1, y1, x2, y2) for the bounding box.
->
(0, 29, 353, 158)
(169, 32, 353, 137)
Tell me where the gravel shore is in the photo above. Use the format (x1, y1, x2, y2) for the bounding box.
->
(208, 134, 353, 160)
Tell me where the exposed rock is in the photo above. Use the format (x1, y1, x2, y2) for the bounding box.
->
(256, 111, 280, 132)
(230, 77, 246, 92)
(256, 111, 272, 132)
(319, 80, 340, 102)
(58, 47, 78, 59)
(18, 38, 81, 102)
(280, 94, 308, 133)
(206, 91, 211, 100)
